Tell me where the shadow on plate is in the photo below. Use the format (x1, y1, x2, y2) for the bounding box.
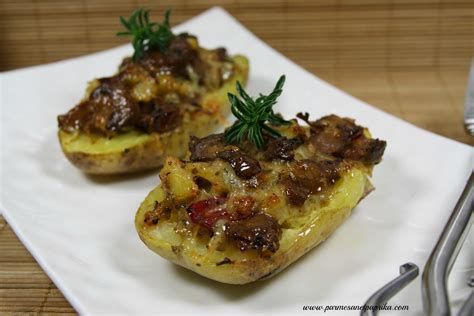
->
(84, 168, 159, 184)
(170, 264, 271, 300)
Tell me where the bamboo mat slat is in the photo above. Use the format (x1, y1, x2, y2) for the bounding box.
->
(0, 0, 473, 70)
(1, 0, 473, 314)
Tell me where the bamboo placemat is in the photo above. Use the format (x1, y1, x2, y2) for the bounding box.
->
(1, 0, 473, 71)
(1, 0, 473, 314)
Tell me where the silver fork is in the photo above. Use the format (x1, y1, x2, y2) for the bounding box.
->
(361, 173, 473, 315)
(463, 59, 474, 135)
(422, 172, 473, 315)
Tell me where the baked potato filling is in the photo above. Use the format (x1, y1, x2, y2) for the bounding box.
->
(141, 114, 386, 257)
(58, 34, 237, 137)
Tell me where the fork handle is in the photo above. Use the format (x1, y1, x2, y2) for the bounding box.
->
(422, 172, 474, 316)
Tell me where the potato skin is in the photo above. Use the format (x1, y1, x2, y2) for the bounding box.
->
(58, 55, 249, 175)
(135, 167, 372, 284)
(58, 110, 221, 174)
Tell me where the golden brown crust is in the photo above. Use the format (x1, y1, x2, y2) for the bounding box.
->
(135, 179, 372, 284)
(58, 54, 249, 174)
(58, 34, 230, 136)
(135, 114, 386, 284)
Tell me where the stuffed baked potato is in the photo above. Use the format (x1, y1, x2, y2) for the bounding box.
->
(57, 8, 249, 174)
(135, 76, 386, 284)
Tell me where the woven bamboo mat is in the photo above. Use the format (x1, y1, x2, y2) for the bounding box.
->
(1, 0, 473, 314)
(1, 0, 473, 71)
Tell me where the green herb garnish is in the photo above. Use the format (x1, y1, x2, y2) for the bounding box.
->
(225, 75, 291, 149)
(117, 7, 174, 62)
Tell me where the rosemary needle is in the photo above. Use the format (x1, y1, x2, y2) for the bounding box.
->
(117, 7, 174, 62)
(225, 75, 291, 149)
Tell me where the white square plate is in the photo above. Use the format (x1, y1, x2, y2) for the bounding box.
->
(1, 7, 472, 315)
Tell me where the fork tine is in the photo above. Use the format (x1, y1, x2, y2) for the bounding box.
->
(361, 262, 419, 316)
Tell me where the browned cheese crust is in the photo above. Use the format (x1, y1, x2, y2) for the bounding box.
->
(136, 113, 386, 283)
(57, 34, 249, 174)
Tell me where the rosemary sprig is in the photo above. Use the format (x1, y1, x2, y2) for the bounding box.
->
(225, 75, 291, 149)
(117, 7, 174, 62)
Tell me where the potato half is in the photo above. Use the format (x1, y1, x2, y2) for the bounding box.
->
(135, 116, 386, 284)
(58, 55, 248, 174)
(136, 165, 371, 284)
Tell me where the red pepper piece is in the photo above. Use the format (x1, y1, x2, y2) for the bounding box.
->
(187, 197, 230, 230)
